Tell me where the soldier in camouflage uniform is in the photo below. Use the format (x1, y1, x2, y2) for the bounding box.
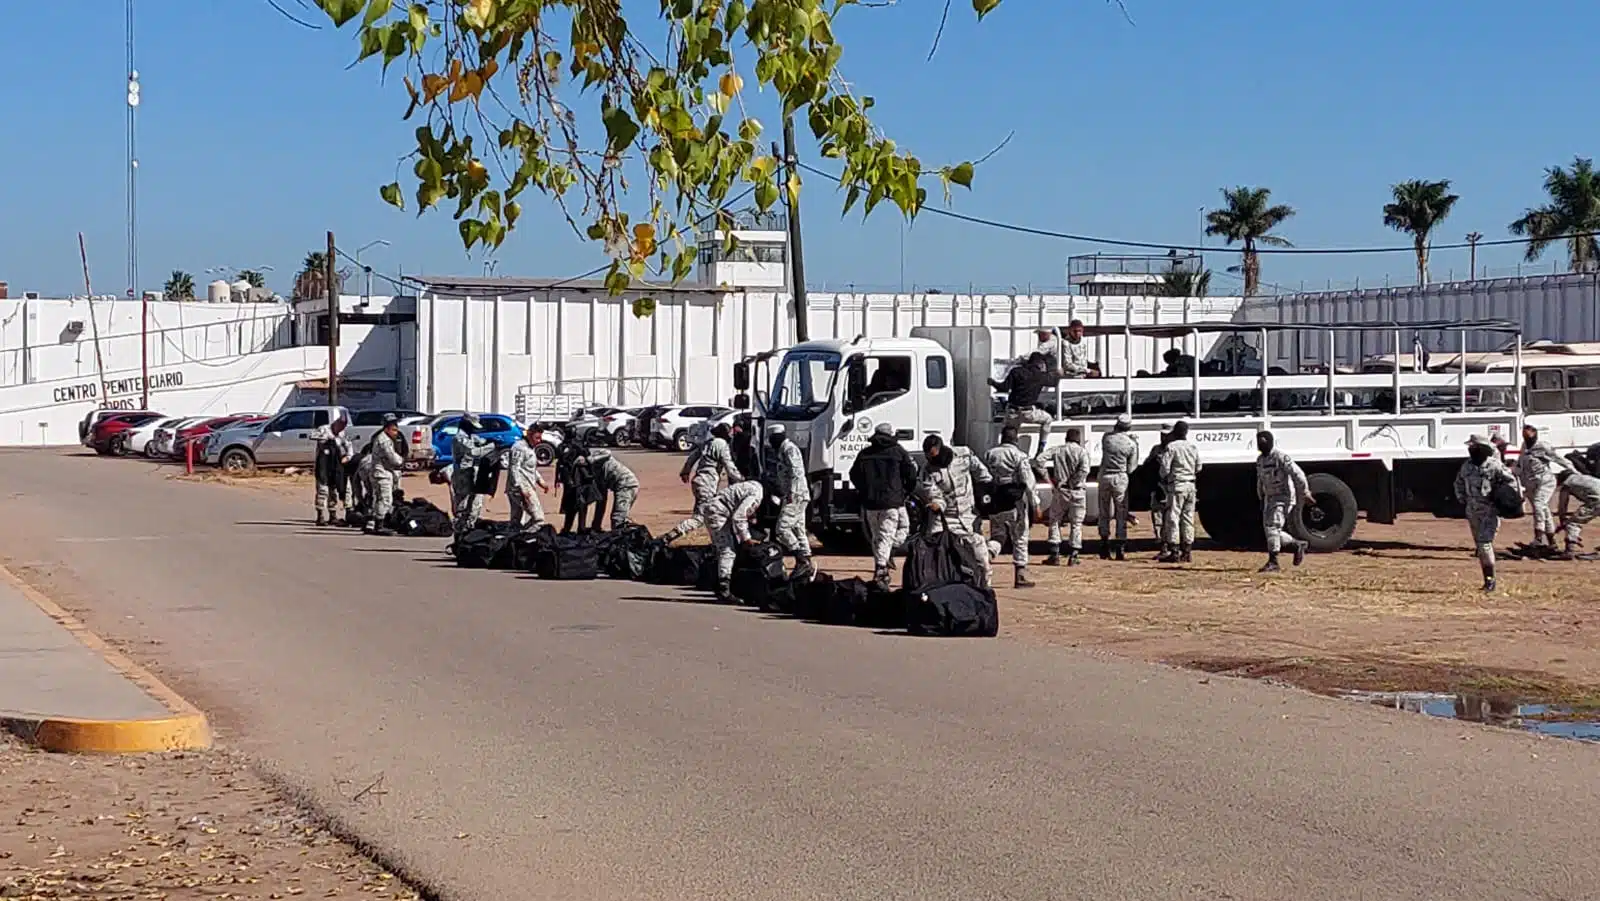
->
(503, 429, 549, 530)
(311, 417, 352, 526)
(983, 425, 1038, 588)
(1454, 434, 1520, 591)
(661, 423, 742, 543)
(368, 415, 407, 536)
(1556, 469, 1600, 556)
(1039, 429, 1090, 566)
(1158, 420, 1202, 563)
(1097, 413, 1140, 561)
(766, 424, 814, 579)
(1516, 424, 1563, 547)
(917, 434, 993, 588)
(586, 448, 641, 530)
(1254, 430, 1310, 572)
(704, 480, 766, 602)
(450, 413, 500, 537)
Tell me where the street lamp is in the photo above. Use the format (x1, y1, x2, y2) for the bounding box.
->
(355, 239, 390, 301)
(1466, 232, 1483, 281)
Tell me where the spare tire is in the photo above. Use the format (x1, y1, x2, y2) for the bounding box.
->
(1289, 472, 1358, 553)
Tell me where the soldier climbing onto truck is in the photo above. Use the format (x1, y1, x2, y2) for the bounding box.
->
(989, 353, 1053, 432)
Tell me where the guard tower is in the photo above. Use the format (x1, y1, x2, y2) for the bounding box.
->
(1068, 250, 1204, 297)
(697, 209, 789, 289)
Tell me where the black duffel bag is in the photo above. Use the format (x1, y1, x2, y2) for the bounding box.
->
(452, 524, 516, 569)
(901, 522, 983, 593)
(906, 583, 999, 637)
(1492, 481, 1525, 519)
(510, 524, 559, 570)
(729, 542, 787, 606)
(534, 533, 602, 580)
(644, 544, 717, 590)
(472, 458, 503, 497)
(391, 499, 453, 537)
(599, 524, 655, 580)
(974, 480, 1026, 517)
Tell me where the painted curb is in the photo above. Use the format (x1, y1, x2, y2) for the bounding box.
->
(0, 564, 212, 754)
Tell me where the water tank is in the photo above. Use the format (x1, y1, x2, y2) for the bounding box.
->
(207, 280, 230, 303)
(230, 280, 252, 303)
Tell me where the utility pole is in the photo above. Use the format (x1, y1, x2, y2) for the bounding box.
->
(326, 231, 339, 406)
(778, 115, 810, 341)
(1466, 232, 1482, 280)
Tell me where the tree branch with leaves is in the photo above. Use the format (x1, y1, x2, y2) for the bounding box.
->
(313, 0, 1020, 302)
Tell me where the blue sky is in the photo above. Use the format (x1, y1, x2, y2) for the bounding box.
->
(2, 0, 1597, 297)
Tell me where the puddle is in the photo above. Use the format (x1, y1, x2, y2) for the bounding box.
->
(1340, 691, 1600, 743)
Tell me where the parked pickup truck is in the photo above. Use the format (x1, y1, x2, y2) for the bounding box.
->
(206, 407, 436, 472)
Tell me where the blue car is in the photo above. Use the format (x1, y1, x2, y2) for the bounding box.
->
(430, 413, 524, 465)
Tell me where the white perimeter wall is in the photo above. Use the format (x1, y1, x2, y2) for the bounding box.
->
(0, 298, 293, 388)
(415, 290, 1245, 415)
(1234, 272, 1600, 369)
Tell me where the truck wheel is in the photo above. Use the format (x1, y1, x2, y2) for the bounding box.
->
(220, 448, 256, 473)
(1290, 473, 1359, 553)
(1197, 503, 1261, 550)
(535, 442, 556, 466)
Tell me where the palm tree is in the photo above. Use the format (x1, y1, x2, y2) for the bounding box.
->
(236, 269, 267, 289)
(1204, 187, 1295, 296)
(1159, 269, 1211, 297)
(1382, 179, 1459, 287)
(163, 270, 196, 302)
(1508, 157, 1600, 272)
(294, 252, 336, 300)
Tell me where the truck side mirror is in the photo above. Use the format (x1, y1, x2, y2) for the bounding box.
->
(732, 394, 750, 410)
(732, 361, 750, 391)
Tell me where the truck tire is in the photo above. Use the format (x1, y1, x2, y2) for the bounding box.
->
(1289, 472, 1359, 553)
(1196, 468, 1263, 550)
(535, 442, 556, 466)
(220, 448, 256, 473)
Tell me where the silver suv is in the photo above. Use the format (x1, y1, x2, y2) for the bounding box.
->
(205, 406, 351, 472)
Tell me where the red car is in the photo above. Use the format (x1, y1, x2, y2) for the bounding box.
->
(87, 412, 166, 455)
(170, 415, 261, 460)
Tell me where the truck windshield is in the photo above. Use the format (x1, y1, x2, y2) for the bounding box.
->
(770, 351, 842, 419)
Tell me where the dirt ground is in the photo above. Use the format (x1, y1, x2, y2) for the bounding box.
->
(182, 448, 1600, 704)
(0, 734, 422, 900)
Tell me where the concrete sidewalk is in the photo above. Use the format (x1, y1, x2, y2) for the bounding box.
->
(0, 568, 209, 752)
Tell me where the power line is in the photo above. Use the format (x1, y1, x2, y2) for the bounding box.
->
(796, 161, 1600, 258)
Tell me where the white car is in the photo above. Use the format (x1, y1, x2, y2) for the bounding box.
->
(149, 416, 210, 457)
(120, 416, 187, 457)
(685, 409, 741, 449)
(653, 404, 733, 452)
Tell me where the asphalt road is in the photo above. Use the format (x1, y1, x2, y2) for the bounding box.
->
(2, 449, 1596, 901)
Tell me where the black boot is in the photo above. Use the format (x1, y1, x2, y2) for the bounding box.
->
(315, 513, 326, 527)
(1113, 541, 1127, 562)
(1292, 541, 1307, 567)
(790, 556, 815, 582)
(715, 579, 734, 603)
(1481, 564, 1496, 593)
(1097, 540, 1111, 560)
(1179, 544, 1193, 563)
(1044, 545, 1061, 566)
(1067, 548, 1081, 566)
(872, 567, 892, 591)
(1258, 553, 1281, 573)
(1014, 565, 1035, 588)
(1157, 543, 1176, 563)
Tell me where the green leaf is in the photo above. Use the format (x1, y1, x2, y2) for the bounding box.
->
(754, 181, 779, 211)
(362, 0, 392, 27)
(972, 0, 1003, 20)
(324, 0, 366, 27)
(379, 182, 404, 209)
(604, 267, 631, 295)
(505, 201, 521, 228)
(948, 162, 974, 189)
(459, 218, 485, 248)
(632, 296, 658, 318)
(602, 104, 640, 153)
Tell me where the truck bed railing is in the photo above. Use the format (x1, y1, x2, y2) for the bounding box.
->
(1038, 319, 1524, 420)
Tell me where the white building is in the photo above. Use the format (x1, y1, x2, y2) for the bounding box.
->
(696, 210, 789, 289)
(0, 283, 1247, 446)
